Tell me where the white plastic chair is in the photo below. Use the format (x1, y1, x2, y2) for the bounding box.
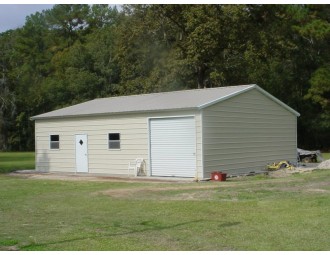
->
(128, 158, 146, 177)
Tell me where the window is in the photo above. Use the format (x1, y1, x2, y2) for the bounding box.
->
(50, 135, 60, 149)
(108, 133, 120, 149)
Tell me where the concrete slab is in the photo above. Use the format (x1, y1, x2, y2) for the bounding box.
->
(8, 170, 197, 183)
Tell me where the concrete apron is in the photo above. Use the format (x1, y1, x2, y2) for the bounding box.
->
(8, 170, 197, 183)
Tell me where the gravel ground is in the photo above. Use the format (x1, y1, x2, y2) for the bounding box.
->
(268, 162, 329, 178)
(317, 159, 330, 169)
(8, 161, 330, 181)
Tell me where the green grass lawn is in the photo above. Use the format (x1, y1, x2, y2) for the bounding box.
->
(0, 152, 35, 173)
(322, 152, 330, 160)
(0, 169, 329, 251)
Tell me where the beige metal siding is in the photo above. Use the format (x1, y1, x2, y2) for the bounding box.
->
(35, 110, 202, 177)
(202, 89, 297, 177)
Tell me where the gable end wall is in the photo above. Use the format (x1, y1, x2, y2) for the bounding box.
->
(202, 88, 297, 177)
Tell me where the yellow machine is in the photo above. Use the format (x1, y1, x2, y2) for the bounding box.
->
(267, 160, 295, 171)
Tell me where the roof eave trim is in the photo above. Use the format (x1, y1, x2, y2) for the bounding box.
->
(198, 85, 256, 110)
(30, 107, 199, 121)
(253, 85, 300, 117)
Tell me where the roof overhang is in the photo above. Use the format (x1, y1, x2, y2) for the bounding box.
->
(30, 107, 199, 121)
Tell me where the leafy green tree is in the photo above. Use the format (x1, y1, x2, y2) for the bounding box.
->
(291, 5, 330, 148)
(45, 4, 90, 47)
(0, 4, 329, 150)
(0, 31, 17, 150)
(87, 4, 119, 30)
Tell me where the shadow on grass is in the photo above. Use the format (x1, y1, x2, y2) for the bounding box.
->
(20, 219, 241, 250)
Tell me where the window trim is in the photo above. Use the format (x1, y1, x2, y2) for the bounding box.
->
(49, 134, 60, 150)
(108, 132, 121, 150)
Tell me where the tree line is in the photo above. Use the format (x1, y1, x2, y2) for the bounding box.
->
(0, 4, 329, 151)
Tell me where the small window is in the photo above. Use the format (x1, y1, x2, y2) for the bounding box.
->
(108, 133, 120, 149)
(50, 135, 60, 149)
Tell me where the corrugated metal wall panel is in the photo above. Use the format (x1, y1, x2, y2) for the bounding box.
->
(35, 110, 202, 176)
(202, 89, 297, 176)
(149, 117, 196, 177)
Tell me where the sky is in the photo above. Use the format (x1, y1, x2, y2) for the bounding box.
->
(0, 4, 54, 33)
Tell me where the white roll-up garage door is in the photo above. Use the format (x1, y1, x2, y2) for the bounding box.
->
(149, 117, 196, 177)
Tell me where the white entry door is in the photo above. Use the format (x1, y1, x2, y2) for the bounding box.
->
(149, 117, 196, 177)
(75, 134, 89, 173)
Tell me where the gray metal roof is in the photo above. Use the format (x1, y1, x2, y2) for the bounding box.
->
(31, 84, 300, 120)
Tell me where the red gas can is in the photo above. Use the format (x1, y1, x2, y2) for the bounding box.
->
(211, 171, 227, 181)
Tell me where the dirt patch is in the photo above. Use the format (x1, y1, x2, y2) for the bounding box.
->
(267, 166, 316, 178)
(304, 181, 330, 193)
(305, 188, 329, 193)
(98, 177, 330, 200)
(253, 180, 330, 194)
(170, 190, 218, 201)
(0, 245, 19, 251)
(99, 185, 219, 198)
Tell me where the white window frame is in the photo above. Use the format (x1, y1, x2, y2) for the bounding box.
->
(50, 134, 60, 150)
(108, 132, 121, 150)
